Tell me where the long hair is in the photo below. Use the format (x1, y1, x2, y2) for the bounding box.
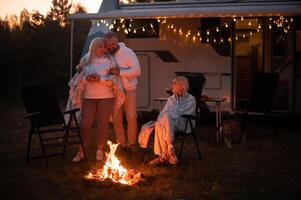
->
(86, 37, 106, 65)
(173, 76, 189, 94)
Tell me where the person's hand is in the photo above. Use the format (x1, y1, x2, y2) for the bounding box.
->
(86, 74, 100, 82)
(76, 64, 83, 73)
(110, 68, 120, 76)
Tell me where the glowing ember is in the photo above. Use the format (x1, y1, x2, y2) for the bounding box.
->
(85, 141, 143, 186)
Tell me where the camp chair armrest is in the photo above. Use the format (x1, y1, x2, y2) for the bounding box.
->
(63, 108, 80, 115)
(25, 112, 40, 119)
(181, 114, 196, 120)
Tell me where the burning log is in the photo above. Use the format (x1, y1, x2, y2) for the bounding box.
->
(84, 141, 145, 186)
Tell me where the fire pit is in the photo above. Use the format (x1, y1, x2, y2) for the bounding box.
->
(84, 141, 144, 186)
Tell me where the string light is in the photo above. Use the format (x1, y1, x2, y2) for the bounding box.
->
(98, 16, 292, 44)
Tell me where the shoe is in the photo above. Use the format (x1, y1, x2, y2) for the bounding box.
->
(96, 150, 104, 161)
(149, 156, 167, 166)
(167, 148, 178, 165)
(72, 151, 85, 162)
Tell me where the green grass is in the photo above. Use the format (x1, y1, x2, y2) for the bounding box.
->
(0, 105, 301, 200)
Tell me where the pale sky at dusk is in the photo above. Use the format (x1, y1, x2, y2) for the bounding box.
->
(0, 0, 103, 18)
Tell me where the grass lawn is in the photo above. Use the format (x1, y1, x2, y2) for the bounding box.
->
(0, 104, 301, 200)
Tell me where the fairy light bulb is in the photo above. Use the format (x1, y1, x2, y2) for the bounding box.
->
(216, 27, 219, 32)
(206, 38, 209, 42)
(243, 34, 246, 38)
(129, 23, 132, 27)
(207, 30, 210, 35)
(258, 24, 261, 29)
(269, 24, 272, 29)
(124, 29, 128, 34)
(197, 31, 200, 36)
(192, 36, 196, 42)
(122, 24, 125, 28)
(250, 31, 253, 36)
(257, 29, 260, 32)
(97, 22, 100, 26)
(233, 17, 236, 22)
(235, 36, 238, 40)
(228, 37, 231, 42)
(200, 37, 202, 41)
(117, 27, 120, 31)
(113, 20, 116, 24)
(142, 27, 145, 32)
(150, 23, 153, 28)
(133, 29, 136, 33)
(171, 24, 174, 29)
(157, 19, 161, 23)
(225, 22, 229, 28)
(214, 38, 216, 43)
(187, 30, 191, 36)
(248, 21, 252, 26)
(241, 16, 244, 21)
(221, 38, 224, 43)
(290, 17, 294, 22)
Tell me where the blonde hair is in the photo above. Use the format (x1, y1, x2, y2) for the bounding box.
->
(87, 37, 106, 65)
(173, 76, 189, 93)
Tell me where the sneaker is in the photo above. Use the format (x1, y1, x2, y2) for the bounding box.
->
(149, 156, 167, 166)
(167, 148, 178, 165)
(96, 150, 104, 161)
(72, 151, 84, 162)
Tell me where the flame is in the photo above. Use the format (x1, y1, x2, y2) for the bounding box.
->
(101, 141, 129, 184)
(85, 141, 142, 185)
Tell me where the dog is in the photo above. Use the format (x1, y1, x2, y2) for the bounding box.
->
(220, 118, 247, 148)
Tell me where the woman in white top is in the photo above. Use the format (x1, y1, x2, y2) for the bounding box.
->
(72, 37, 115, 162)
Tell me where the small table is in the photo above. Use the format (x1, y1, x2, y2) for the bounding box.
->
(203, 97, 227, 143)
(154, 97, 168, 111)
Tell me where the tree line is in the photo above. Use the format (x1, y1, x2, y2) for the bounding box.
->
(0, 0, 91, 103)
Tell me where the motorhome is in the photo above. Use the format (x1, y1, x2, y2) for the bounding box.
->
(68, 0, 301, 113)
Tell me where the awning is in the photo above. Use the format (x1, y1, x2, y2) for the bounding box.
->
(68, 1, 301, 20)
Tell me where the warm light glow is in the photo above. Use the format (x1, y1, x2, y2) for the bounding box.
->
(0, 0, 103, 18)
(85, 141, 143, 185)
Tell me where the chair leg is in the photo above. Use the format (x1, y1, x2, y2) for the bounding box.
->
(37, 129, 49, 168)
(192, 131, 202, 160)
(26, 128, 33, 163)
(73, 113, 86, 157)
(178, 134, 186, 159)
(62, 128, 70, 158)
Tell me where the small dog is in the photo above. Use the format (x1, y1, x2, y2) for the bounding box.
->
(220, 119, 247, 148)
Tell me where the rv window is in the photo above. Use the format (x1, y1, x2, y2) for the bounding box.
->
(155, 51, 179, 62)
(125, 19, 159, 38)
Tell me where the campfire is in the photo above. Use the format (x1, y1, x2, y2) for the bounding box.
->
(85, 141, 144, 186)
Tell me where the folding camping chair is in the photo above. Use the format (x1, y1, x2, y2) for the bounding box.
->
(174, 72, 206, 160)
(236, 72, 280, 134)
(22, 85, 85, 168)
